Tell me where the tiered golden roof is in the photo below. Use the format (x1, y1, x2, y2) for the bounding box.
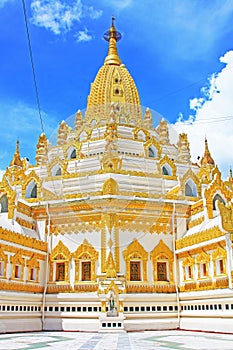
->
(85, 19, 141, 124)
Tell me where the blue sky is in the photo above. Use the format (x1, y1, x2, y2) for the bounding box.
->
(0, 0, 233, 178)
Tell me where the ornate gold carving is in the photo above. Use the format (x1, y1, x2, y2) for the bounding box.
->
(85, 63, 141, 124)
(102, 178, 119, 195)
(159, 155, 177, 177)
(36, 133, 48, 165)
(205, 171, 230, 219)
(0, 177, 17, 219)
(75, 110, 83, 130)
(177, 133, 190, 163)
(144, 138, 161, 159)
(197, 167, 211, 184)
(16, 217, 36, 230)
(47, 283, 73, 293)
(182, 255, 195, 268)
(182, 255, 195, 281)
(126, 283, 176, 293)
(176, 226, 224, 250)
(57, 120, 72, 146)
(0, 246, 7, 278)
(190, 200, 204, 216)
(157, 118, 169, 145)
(50, 241, 71, 283)
(123, 239, 148, 282)
(101, 217, 107, 273)
(133, 127, 150, 141)
(188, 216, 204, 229)
(26, 254, 40, 282)
(0, 227, 47, 252)
(104, 279, 123, 295)
(73, 239, 98, 282)
(105, 252, 116, 278)
(101, 152, 122, 172)
(196, 250, 210, 279)
(114, 224, 120, 272)
(180, 168, 201, 197)
(10, 251, 25, 281)
(212, 245, 227, 277)
(50, 240, 71, 260)
(218, 201, 233, 232)
(150, 240, 174, 282)
(101, 301, 106, 312)
(47, 157, 68, 177)
(0, 280, 43, 293)
(22, 170, 41, 200)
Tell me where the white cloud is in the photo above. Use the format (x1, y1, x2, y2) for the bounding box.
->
(75, 28, 92, 43)
(31, 0, 102, 36)
(174, 50, 233, 179)
(84, 5, 102, 19)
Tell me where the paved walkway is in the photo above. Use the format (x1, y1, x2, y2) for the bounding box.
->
(0, 330, 233, 350)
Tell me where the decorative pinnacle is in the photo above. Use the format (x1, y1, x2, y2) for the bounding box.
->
(200, 138, 215, 167)
(10, 140, 23, 167)
(104, 17, 122, 65)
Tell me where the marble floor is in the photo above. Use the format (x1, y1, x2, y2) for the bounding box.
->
(0, 330, 233, 350)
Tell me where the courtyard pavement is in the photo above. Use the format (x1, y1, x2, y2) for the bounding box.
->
(0, 330, 233, 350)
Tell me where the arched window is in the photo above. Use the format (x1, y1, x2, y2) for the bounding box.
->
(213, 193, 225, 211)
(148, 146, 157, 158)
(185, 179, 197, 197)
(26, 181, 37, 199)
(70, 149, 76, 159)
(51, 164, 62, 176)
(55, 167, 61, 176)
(162, 164, 172, 176)
(137, 130, 146, 141)
(130, 261, 141, 281)
(0, 195, 8, 213)
(73, 240, 98, 282)
(67, 146, 77, 159)
(123, 240, 148, 282)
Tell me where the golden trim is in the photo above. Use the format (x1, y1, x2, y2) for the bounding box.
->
(176, 226, 224, 250)
(123, 239, 148, 282)
(0, 227, 47, 252)
(73, 239, 98, 282)
(150, 240, 174, 282)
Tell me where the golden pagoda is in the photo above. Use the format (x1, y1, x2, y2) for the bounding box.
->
(0, 20, 232, 334)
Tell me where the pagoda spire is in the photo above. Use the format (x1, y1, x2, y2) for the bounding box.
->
(104, 17, 122, 65)
(10, 140, 23, 167)
(200, 138, 215, 167)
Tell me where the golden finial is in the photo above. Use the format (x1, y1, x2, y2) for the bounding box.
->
(200, 138, 215, 167)
(104, 17, 122, 65)
(10, 140, 23, 167)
